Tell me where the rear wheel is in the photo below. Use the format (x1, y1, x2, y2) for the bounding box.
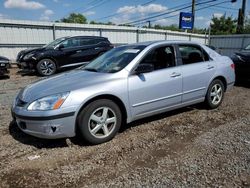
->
(37, 59, 57, 76)
(205, 79, 225, 109)
(78, 99, 122, 144)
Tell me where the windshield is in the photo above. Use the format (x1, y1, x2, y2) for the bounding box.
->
(43, 37, 68, 48)
(82, 45, 146, 73)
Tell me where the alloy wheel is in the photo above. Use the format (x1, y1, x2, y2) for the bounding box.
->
(88, 107, 117, 139)
(210, 83, 223, 105)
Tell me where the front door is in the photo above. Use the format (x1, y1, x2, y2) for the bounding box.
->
(128, 45, 182, 119)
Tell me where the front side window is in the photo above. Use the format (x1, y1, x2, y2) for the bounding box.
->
(82, 45, 146, 73)
(139, 46, 175, 70)
(179, 45, 209, 65)
(44, 37, 67, 48)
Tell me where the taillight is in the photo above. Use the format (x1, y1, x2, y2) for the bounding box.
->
(231, 63, 235, 69)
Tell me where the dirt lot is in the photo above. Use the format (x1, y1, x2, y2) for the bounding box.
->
(0, 67, 250, 187)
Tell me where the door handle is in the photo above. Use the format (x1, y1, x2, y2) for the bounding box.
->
(76, 50, 82, 53)
(207, 65, 214, 69)
(170, 72, 181, 77)
(95, 47, 101, 50)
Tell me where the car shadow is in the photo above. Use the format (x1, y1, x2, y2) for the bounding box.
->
(16, 69, 38, 77)
(9, 104, 204, 148)
(234, 80, 250, 88)
(120, 105, 199, 133)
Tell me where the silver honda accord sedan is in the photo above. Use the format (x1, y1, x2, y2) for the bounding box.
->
(12, 41, 235, 144)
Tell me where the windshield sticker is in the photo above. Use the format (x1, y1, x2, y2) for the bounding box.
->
(124, 49, 140, 53)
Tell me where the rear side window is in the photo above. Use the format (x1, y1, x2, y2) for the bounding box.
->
(179, 45, 209, 65)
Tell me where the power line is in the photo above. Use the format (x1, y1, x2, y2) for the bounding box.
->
(61, 0, 110, 18)
(94, 0, 157, 21)
(122, 0, 218, 25)
(135, 0, 232, 26)
(82, 0, 110, 14)
(120, 1, 192, 25)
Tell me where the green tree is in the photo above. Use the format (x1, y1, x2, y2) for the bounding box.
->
(210, 15, 237, 35)
(60, 13, 87, 24)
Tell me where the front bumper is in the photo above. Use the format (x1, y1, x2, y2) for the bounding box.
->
(12, 107, 77, 139)
(16, 60, 36, 70)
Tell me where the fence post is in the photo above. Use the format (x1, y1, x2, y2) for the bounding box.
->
(136, 29, 139, 43)
(99, 28, 102, 37)
(189, 34, 192, 41)
(241, 35, 246, 49)
(52, 24, 56, 40)
(165, 32, 167, 40)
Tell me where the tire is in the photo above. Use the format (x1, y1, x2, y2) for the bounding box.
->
(36, 59, 57, 76)
(78, 99, 122, 145)
(205, 79, 225, 109)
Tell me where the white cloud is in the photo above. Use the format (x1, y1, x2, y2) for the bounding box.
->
(4, 0, 45, 10)
(213, 13, 223, 18)
(112, 3, 168, 25)
(0, 13, 9, 19)
(40, 9, 54, 21)
(117, 3, 167, 15)
(84, 11, 95, 16)
(44, 9, 54, 16)
(63, 3, 70, 7)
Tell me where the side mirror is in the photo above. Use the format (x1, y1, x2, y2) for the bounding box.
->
(134, 63, 154, 74)
(58, 44, 65, 50)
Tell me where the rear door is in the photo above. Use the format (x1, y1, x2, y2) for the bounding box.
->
(128, 45, 182, 119)
(177, 44, 216, 103)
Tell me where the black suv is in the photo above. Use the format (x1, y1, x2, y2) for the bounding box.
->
(16, 36, 113, 76)
(0, 56, 10, 76)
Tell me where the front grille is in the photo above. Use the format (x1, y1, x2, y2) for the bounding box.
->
(16, 98, 28, 107)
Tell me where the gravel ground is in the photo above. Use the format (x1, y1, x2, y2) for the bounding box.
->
(0, 68, 250, 187)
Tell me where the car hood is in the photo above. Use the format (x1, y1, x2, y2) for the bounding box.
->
(19, 47, 49, 56)
(19, 70, 118, 102)
(0, 56, 9, 61)
(235, 50, 250, 57)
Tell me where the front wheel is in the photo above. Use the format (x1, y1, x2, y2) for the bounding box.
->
(205, 79, 225, 109)
(37, 59, 57, 76)
(77, 99, 122, 145)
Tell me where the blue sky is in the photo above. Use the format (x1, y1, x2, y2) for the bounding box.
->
(0, 0, 248, 28)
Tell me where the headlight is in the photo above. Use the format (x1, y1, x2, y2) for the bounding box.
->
(27, 92, 70, 111)
(23, 53, 35, 60)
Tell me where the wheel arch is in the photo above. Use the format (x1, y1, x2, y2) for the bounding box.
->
(75, 94, 128, 132)
(212, 76, 227, 91)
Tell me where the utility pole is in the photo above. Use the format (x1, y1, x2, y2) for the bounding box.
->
(192, 0, 195, 32)
(237, 0, 247, 33)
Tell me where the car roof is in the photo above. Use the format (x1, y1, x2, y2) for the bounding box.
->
(67, 36, 108, 40)
(118, 40, 202, 49)
(132, 40, 201, 46)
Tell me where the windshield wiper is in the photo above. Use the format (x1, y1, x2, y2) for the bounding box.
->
(83, 68, 98, 72)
